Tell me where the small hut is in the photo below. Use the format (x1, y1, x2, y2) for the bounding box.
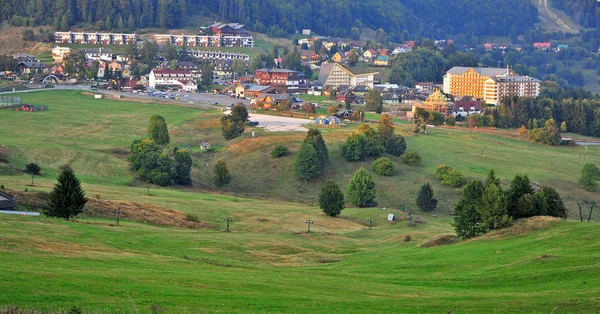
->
(200, 141, 212, 151)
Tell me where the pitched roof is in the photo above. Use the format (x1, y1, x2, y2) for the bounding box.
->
(19, 61, 48, 68)
(152, 69, 192, 75)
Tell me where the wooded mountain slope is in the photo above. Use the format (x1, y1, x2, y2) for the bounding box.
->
(1, 0, 539, 41)
(552, 0, 600, 28)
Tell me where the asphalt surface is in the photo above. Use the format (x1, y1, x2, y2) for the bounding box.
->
(0, 84, 250, 109)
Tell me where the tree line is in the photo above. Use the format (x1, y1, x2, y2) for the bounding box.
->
(3, 0, 188, 31)
(1, 0, 538, 41)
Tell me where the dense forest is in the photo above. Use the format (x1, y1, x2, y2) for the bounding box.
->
(0, 0, 539, 41)
(553, 0, 600, 28)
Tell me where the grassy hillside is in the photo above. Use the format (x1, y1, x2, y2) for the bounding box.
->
(1, 90, 599, 312)
(1, 90, 599, 220)
(0, 214, 598, 312)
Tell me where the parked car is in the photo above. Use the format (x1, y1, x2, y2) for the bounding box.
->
(248, 121, 259, 126)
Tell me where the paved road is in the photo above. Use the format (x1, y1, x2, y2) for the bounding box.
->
(0, 84, 250, 109)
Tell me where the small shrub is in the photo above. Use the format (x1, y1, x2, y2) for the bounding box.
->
(186, 214, 199, 222)
(24, 187, 28, 192)
(441, 169, 467, 187)
(404, 234, 412, 242)
(401, 151, 421, 166)
(372, 157, 396, 176)
(270, 145, 289, 158)
(68, 305, 83, 314)
(0, 184, 4, 189)
(435, 164, 451, 180)
(26, 162, 41, 175)
(95, 194, 101, 200)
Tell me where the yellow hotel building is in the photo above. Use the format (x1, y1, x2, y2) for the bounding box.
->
(443, 67, 540, 105)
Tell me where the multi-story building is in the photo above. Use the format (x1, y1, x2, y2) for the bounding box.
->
(185, 50, 250, 62)
(155, 23, 254, 48)
(318, 63, 378, 88)
(443, 67, 540, 105)
(54, 32, 137, 45)
(149, 69, 197, 92)
(253, 68, 306, 92)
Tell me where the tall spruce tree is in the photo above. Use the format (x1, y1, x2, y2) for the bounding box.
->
(506, 174, 535, 219)
(148, 115, 170, 145)
(44, 166, 88, 220)
(416, 183, 437, 212)
(303, 128, 329, 166)
(453, 180, 486, 239)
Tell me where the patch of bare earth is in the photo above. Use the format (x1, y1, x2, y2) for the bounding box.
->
(7, 189, 214, 229)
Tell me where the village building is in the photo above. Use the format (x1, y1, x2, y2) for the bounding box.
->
(51, 46, 73, 63)
(374, 55, 389, 66)
(155, 23, 253, 48)
(301, 51, 319, 63)
(242, 85, 275, 99)
(443, 66, 540, 105)
(453, 100, 483, 117)
(54, 32, 137, 45)
(408, 90, 454, 119)
(149, 69, 197, 92)
(19, 61, 49, 75)
(158, 61, 202, 79)
(253, 68, 306, 93)
(318, 63, 378, 88)
(332, 52, 343, 63)
(185, 50, 250, 62)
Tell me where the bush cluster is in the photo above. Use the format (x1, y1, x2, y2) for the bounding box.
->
(435, 164, 466, 187)
(371, 157, 396, 176)
(271, 145, 289, 158)
(401, 152, 421, 166)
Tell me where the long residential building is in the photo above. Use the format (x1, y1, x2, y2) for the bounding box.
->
(54, 32, 137, 45)
(443, 66, 540, 105)
(318, 63, 378, 88)
(154, 23, 254, 48)
(149, 69, 197, 92)
(185, 50, 250, 62)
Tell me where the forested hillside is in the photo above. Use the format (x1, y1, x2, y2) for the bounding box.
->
(553, 0, 600, 28)
(0, 0, 539, 41)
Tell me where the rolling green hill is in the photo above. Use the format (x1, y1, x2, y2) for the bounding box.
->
(0, 90, 599, 312)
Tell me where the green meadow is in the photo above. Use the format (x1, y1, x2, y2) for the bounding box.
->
(0, 90, 599, 312)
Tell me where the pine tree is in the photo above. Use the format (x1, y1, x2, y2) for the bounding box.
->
(293, 142, 321, 182)
(539, 186, 568, 218)
(485, 169, 500, 187)
(478, 183, 511, 230)
(303, 128, 329, 166)
(416, 183, 437, 212)
(506, 174, 534, 219)
(44, 166, 88, 220)
(148, 115, 170, 145)
(231, 103, 249, 123)
(346, 167, 376, 207)
(453, 180, 486, 239)
(213, 159, 231, 189)
(319, 181, 345, 217)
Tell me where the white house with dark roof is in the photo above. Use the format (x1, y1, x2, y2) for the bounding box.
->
(149, 69, 197, 91)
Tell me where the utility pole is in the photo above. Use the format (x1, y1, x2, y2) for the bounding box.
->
(588, 201, 595, 222)
(31, 174, 34, 185)
(305, 219, 313, 233)
(367, 218, 375, 230)
(578, 201, 584, 222)
(224, 217, 232, 232)
(115, 208, 121, 226)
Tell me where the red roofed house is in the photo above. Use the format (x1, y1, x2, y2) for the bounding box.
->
(149, 69, 197, 91)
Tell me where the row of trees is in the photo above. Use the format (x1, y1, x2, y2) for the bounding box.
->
(4, 0, 189, 31)
(318, 166, 378, 216)
(454, 171, 567, 239)
(129, 115, 192, 186)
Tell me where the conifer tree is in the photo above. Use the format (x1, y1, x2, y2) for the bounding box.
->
(44, 166, 88, 220)
(319, 181, 345, 217)
(293, 142, 321, 182)
(416, 183, 437, 212)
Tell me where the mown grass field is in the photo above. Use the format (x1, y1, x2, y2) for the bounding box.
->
(0, 214, 598, 312)
(0, 90, 599, 312)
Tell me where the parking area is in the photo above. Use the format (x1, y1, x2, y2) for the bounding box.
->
(248, 113, 311, 132)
